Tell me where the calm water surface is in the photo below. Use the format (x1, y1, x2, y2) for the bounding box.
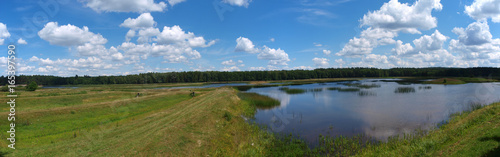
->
(246, 79, 500, 142)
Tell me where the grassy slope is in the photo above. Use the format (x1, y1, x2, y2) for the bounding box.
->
(0, 85, 273, 156)
(356, 102, 500, 156)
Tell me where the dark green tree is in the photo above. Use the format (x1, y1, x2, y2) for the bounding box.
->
(26, 81, 38, 91)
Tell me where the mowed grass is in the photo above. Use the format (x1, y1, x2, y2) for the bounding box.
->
(0, 86, 220, 156)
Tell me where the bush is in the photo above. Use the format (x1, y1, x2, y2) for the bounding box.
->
(1, 86, 8, 92)
(26, 81, 38, 91)
(223, 111, 232, 121)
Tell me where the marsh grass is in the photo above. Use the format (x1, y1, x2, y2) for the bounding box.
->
(278, 87, 306, 94)
(237, 92, 280, 107)
(358, 91, 377, 96)
(394, 87, 416, 93)
(327, 87, 360, 92)
(418, 86, 432, 90)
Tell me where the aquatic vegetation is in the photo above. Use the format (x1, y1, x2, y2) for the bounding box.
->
(327, 87, 342, 90)
(358, 91, 377, 96)
(394, 87, 416, 93)
(279, 87, 306, 94)
(338, 88, 361, 92)
(237, 92, 280, 107)
(418, 86, 432, 90)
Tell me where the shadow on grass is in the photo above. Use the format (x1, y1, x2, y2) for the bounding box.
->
(479, 136, 500, 157)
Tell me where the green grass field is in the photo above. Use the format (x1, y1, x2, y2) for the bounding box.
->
(0, 81, 498, 156)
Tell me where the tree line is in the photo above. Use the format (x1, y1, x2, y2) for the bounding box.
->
(4, 67, 500, 85)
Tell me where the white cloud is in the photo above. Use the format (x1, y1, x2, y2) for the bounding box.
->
(360, 0, 442, 34)
(0, 23, 10, 45)
(452, 20, 492, 46)
(221, 59, 236, 65)
(334, 59, 346, 67)
(270, 38, 275, 42)
(156, 25, 215, 47)
(235, 37, 290, 66)
(338, 0, 442, 57)
(29, 56, 120, 75)
(120, 13, 156, 29)
(249, 66, 266, 71)
(17, 38, 27, 45)
(465, 0, 500, 22)
(392, 30, 448, 56)
(222, 0, 252, 7)
(312, 57, 329, 67)
(257, 46, 291, 65)
(38, 22, 107, 46)
(337, 37, 374, 57)
(221, 66, 241, 71)
(291, 66, 314, 70)
(235, 37, 257, 53)
(137, 27, 160, 43)
(168, 0, 186, 6)
(125, 30, 136, 42)
(449, 21, 500, 61)
(76, 43, 108, 56)
(323, 49, 331, 55)
(81, 0, 167, 13)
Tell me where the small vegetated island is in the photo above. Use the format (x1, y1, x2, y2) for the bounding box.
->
(1, 67, 499, 156)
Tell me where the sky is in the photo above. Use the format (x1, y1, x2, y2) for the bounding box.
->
(0, 0, 499, 76)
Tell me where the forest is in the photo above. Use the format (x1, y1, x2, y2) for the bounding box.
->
(5, 67, 500, 85)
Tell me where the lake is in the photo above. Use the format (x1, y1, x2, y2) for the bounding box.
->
(244, 79, 500, 143)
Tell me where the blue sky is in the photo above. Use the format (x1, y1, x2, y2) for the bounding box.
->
(0, 0, 499, 76)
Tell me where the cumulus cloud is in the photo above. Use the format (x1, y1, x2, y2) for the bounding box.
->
(29, 56, 120, 75)
(235, 37, 257, 53)
(221, 59, 236, 65)
(323, 49, 331, 55)
(38, 22, 107, 47)
(360, 0, 442, 34)
(81, 0, 167, 13)
(452, 20, 492, 46)
(465, 0, 500, 22)
(221, 66, 241, 71)
(156, 25, 215, 47)
(235, 37, 291, 65)
(338, 0, 442, 57)
(222, 0, 252, 7)
(120, 13, 156, 29)
(118, 24, 215, 63)
(392, 30, 448, 56)
(0, 23, 10, 45)
(256, 46, 290, 65)
(449, 20, 500, 60)
(312, 57, 329, 67)
(167, 0, 186, 6)
(17, 38, 27, 45)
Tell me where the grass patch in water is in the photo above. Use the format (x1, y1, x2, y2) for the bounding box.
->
(237, 92, 280, 107)
(418, 86, 432, 90)
(358, 91, 377, 96)
(394, 87, 416, 93)
(338, 88, 361, 92)
(278, 87, 306, 94)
